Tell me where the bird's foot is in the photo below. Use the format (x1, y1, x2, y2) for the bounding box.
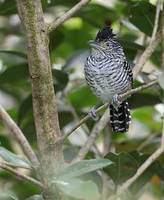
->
(88, 107, 99, 121)
(111, 94, 122, 110)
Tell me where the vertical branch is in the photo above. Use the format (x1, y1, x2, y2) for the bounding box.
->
(73, 109, 109, 162)
(0, 105, 39, 167)
(161, 2, 164, 145)
(16, 0, 63, 198)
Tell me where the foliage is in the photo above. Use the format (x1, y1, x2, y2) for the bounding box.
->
(0, 0, 163, 199)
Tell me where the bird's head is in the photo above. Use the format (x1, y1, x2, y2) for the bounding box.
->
(89, 26, 122, 56)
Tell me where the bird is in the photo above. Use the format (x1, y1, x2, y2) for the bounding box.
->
(84, 26, 133, 133)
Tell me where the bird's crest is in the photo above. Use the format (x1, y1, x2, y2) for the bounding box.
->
(95, 26, 115, 42)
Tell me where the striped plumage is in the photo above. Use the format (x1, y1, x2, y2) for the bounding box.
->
(84, 27, 133, 133)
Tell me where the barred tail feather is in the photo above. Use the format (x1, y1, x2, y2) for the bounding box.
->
(109, 101, 131, 133)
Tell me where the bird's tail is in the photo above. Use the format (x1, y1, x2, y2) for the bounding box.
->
(109, 101, 131, 133)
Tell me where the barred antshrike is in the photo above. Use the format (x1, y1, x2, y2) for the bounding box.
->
(84, 26, 133, 132)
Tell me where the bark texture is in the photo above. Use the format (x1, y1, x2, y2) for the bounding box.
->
(16, 0, 63, 198)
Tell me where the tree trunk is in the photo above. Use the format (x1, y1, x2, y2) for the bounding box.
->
(16, 0, 63, 198)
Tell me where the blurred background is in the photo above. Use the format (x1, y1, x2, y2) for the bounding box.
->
(0, 0, 164, 199)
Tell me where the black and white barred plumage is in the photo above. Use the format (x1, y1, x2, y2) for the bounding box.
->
(84, 26, 133, 133)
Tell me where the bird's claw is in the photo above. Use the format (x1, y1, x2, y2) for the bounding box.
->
(111, 94, 121, 110)
(88, 107, 99, 121)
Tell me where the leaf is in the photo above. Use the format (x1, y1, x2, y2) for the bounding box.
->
(68, 85, 97, 109)
(128, 152, 164, 194)
(125, 1, 155, 36)
(132, 106, 161, 131)
(0, 50, 27, 59)
(118, 39, 144, 51)
(0, 192, 18, 200)
(42, 0, 78, 9)
(52, 69, 69, 92)
(55, 178, 100, 200)
(17, 95, 32, 124)
(0, 0, 17, 15)
(129, 93, 161, 109)
(58, 111, 74, 128)
(104, 152, 138, 185)
(0, 147, 30, 168)
(78, 4, 118, 27)
(118, 39, 145, 60)
(58, 159, 113, 180)
(0, 64, 29, 84)
(25, 195, 44, 200)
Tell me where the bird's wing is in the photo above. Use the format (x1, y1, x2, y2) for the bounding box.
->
(123, 60, 133, 88)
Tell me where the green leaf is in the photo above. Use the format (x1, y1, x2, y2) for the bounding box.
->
(0, 0, 17, 15)
(56, 178, 100, 200)
(68, 85, 97, 109)
(118, 39, 144, 51)
(125, 1, 155, 36)
(118, 39, 145, 60)
(128, 152, 164, 194)
(0, 64, 29, 84)
(58, 159, 113, 180)
(105, 152, 138, 185)
(42, 0, 78, 9)
(25, 195, 44, 200)
(0, 50, 27, 59)
(0, 147, 30, 168)
(78, 4, 118, 27)
(129, 93, 161, 109)
(52, 69, 69, 92)
(17, 95, 32, 124)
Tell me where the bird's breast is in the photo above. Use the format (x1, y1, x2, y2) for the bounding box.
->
(84, 56, 131, 102)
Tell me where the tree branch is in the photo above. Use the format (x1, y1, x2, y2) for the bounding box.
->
(47, 0, 91, 33)
(108, 3, 164, 198)
(133, 0, 162, 78)
(151, 0, 161, 40)
(133, 31, 163, 78)
(57, 79, 158, 143)
(16, 0, 63, 198)
(0, 104, 39, 168)
(1, 160, 31, 170)
(73, 109, 109, 162)
(115, 146, 164, 198)
(161, 2, 164, 145)
(0, 161, 43, 188)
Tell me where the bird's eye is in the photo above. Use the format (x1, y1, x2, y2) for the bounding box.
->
(106, 43, 110, 47)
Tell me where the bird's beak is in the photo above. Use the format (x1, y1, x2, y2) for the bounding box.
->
(88, 40, 104, 50)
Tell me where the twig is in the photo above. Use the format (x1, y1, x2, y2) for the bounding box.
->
(0, 161, 43, 188)
(0, 105, 39, 168)
(161, 1, 164, 145)
(108, 3, 164, 198)
(116, 146, 164, 197)
(162, 2, 164, 70)
(73, 109, 109, 162)
(161, 112, 164, 147)
(133, 0, 162, 78)
(119, 79, 158, 100)
(65, 96, 102, 156)
(133, 32, 162, 78)
(137, 134, 159, 151)
(1, 160, 31, 170)
(47, 0, 91, 32)
(73, 79, 158, 161)
(57, 79, 158, 143)
(151, 0, 161, 40)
